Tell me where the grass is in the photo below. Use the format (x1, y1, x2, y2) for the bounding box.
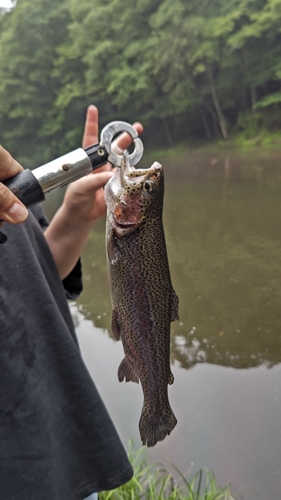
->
(99, 442, 235, 500)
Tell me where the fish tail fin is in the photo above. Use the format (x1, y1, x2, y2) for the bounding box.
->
(118, 357, 139, 383)
(139, 405, 177, 447)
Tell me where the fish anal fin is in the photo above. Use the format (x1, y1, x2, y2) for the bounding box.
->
(171, 288, 179, 322)
(111, 309, 121, 340)
(118, 357, 139, 384)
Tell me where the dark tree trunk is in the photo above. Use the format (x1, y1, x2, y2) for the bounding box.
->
(199, 108, 212, 139)
(207, 65, 228, 139)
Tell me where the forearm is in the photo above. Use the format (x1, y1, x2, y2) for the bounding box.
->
(44, 168, 112, 279)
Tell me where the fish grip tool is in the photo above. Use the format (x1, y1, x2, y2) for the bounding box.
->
(0, 121, 143, 243)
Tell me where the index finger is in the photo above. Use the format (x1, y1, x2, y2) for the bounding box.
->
(82, 105, 99, 149)
(112, 122, 143, 154)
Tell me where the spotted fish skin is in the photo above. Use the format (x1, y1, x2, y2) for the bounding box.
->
(104, 152, 178, 447)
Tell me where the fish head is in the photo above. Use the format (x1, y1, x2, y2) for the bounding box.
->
(105, 151, 163, 237)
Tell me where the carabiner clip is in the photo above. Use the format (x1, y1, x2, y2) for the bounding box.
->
(85, 121, 143, 171)
(99, 121, 143, 168)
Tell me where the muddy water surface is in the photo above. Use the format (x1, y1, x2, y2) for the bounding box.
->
(44, 148, 281, 499)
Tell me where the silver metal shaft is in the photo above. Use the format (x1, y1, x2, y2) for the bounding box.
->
(32, 148, 92, 194)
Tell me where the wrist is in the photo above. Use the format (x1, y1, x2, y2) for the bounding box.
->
(57, 203, 96, 235)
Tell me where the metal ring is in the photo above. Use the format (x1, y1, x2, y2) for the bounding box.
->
(100, 121, 144, 167)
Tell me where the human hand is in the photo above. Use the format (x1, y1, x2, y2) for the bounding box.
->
(0, 146, 29, 226)
(63, 104, 143, 224)
(44, 105, 143, 278)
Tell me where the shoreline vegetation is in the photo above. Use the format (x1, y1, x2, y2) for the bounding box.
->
(2, 0, 281, 169)
(99, 443, 235, 500)
(143, 129, 281, 165)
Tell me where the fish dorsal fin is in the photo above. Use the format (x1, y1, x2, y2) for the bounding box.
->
(168, 371, 174, 385)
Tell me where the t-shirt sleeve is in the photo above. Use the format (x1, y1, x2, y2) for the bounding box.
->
(30, 204, 83, 300)
(62, 259, 83, 300)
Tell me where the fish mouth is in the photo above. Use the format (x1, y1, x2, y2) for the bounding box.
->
(121, 150, 152, 185)
(105, 152, 163, 237)
(112, 215, 141, 236)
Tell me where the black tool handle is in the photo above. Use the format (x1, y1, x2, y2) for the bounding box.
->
(85, 144, 108, 168)
(3, 169, 45, 207)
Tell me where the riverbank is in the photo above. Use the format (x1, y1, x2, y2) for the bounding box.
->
(143, 129, 281, 165)
(99, 444, 235, 500)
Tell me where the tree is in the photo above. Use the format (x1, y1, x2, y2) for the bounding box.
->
(1, 0, 281, 156)
(0, 0, 73, 167)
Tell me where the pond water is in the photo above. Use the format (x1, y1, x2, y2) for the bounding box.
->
(44, 148, 281, 499)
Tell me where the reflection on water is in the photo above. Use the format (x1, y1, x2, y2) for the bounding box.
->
(44, 149, 281, 500)
(67, 150, 281, 370)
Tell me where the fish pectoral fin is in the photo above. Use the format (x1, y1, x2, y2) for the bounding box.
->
(170, 288, 179, 322)
(107, 232, 120, 264)
(168, 371, 174, 385)
(118, 357, 139, 384)
(111, 309, 121, 340)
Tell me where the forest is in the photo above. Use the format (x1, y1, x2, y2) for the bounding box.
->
(0, 0, 281, 167)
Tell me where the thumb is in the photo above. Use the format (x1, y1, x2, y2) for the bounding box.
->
(67, 170, 114, 196)
(0, 182, 29, 224)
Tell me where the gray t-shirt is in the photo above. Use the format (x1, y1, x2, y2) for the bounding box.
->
(0, 205, 132, 500)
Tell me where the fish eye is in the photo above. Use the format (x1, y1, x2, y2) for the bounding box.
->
(143, 180, 154, 192)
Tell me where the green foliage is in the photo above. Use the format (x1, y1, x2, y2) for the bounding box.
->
(255, 91, 281, 108)
(236, 110, 263, 138)
(99, 442, 235, 499)
(0, 0, 75, 166)
(1, 0, 281, 162)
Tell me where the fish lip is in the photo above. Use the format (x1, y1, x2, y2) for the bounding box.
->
(111, 215, 140, 236)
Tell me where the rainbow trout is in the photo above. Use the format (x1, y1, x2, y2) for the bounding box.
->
(104, 152, 179, 447)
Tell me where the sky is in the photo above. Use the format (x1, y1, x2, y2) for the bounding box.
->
(0, 0, 14, 8)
